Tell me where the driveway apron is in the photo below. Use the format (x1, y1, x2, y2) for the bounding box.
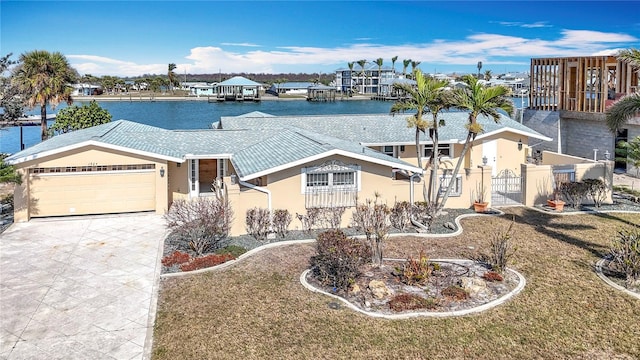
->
(0, 213, 167, 360)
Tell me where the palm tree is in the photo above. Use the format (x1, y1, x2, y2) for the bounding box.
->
(402, 59, 411, 78)
(374, 58, 384, 95)
(347, 62, 355, 95)
(439, 75, 513, 209)
(484, 70, 493, 81)
(606, 48, 640, 133)
(0, 154, 21, 184)
(12, 50, 76, 140)
(410, 61, 421, 79)
(391, 56, 398, 74)
(614, 136, 640, 177)
(390, 70, 451, 205)
(357, 59, 367, 94)
(168, 63, 177, 94)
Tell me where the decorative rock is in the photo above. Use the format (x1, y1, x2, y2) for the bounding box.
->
(458, 276, 487, 296)
(368, 280, 392, 299)
(443, 222, 456, 230)
(350, 284, 361, 295)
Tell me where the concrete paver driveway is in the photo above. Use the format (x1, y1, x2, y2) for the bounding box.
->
(0, 213, 167, 360)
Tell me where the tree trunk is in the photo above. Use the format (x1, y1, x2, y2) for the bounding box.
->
(438, 131, 474, 211)
(40, 104, 48, 140)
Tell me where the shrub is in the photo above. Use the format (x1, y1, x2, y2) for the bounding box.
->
(482, 271, 504, 282)
(390, 201, 412, 231)
(180, 253, 235, 272)
(583, 178, 607, 207)
(351, 195, 390, 267)
(245, 207, 271, 241)
(161, 251, 191, 267)
(488, 219, 516, 274)
(388, 293, 439, 312)
(310, 230, 371, 291)
(395, 250, 434, 286)
(413, 201, 434, 229)
(441, 285, 469, 301)
(215, 245, 247, 258)
(560, 181, 589, 209)
(272, 209, 292, 238)
(297, 207, 323, 233)
(165, 198, 233, 255)
(609, 227, 640, 289)
(323, 207, 346, 229)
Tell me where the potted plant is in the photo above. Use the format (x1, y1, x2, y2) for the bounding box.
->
(473, 183, 489, 213)
(547, 174, 565, 212)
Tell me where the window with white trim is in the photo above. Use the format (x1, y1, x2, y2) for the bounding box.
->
(381, 145, 396, 157)
(439, 174, 462, 196)
(424, 144, 452, 158)
(302, 161, 359, 208)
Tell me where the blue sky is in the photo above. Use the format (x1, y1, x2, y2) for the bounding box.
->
(2, 1, 639, 77)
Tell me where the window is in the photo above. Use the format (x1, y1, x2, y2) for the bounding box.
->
(333, 172, 355, 186)
(31, 168, 45, 174)
(381, 145, 396, 157)
(302, 161, 360, 208)
(439, 175, 462, 196)
(306, 173, 329, 187)
(96, 166, 108, 171)
(80, 166, 92, 172)
(424, 144, 452, 158)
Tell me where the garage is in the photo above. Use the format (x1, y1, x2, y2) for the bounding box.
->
(28, 165, 156, 217)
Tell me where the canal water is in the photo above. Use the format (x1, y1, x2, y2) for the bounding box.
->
(0, 98, 525, 155)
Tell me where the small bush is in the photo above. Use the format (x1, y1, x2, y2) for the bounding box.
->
(272, 209, 292, 238)
(323, 207, 346, 229)
(245, 207, 271, 241)
(390, 201, 412, 231)
(441, 285, 469, 301)
(560, 181, 589, 209)
(395, 250, 434, 286)
(310, 230, 371, 291)
(388, 293, 439, 312)
(482, 271, 504, 282)
(180, 253, 235, 272)
(609, 227, 640, 289)
(583, 178, 607, 207)
(488, 219, 516, 273)
(351, 196, 391, 267)
(297, 207, 323, 233)
(161, 251, 191, 267)
(215, 245, 247, 258)
(165, 198, 233, 255)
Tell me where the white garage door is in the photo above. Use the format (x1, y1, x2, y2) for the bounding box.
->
(29, 169, 156, 217)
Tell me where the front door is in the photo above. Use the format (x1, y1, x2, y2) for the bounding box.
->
(482, 140, 498, 176)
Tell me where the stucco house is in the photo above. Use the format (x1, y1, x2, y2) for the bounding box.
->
(6, 112, 554, 235)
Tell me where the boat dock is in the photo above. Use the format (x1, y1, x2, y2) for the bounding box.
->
(0, 114, 56, 127)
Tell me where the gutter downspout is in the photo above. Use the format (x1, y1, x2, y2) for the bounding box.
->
(409, 173, 429, 232)
(239, 180, 272, 211)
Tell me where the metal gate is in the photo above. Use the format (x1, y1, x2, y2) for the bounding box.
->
(491, 169, 522, 206)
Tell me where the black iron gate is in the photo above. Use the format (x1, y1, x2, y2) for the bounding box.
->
(491, 169, 522, 206)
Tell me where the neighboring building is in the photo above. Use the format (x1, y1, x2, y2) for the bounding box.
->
(188, 83, 217, 97)
(14, 111, 615, 236)
(213, 76, 263, 101)
(335, 62, 396, 94)
(524, 55, 640, 173)
(267, 82, 315, 96)
(70, 83, 102, 96)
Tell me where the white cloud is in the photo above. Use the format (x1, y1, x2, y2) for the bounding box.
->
(220, 42, 261, 47)
(65, 29, 639, 76)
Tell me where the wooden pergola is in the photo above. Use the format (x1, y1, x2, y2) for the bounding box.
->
(530, 56, 638, 112)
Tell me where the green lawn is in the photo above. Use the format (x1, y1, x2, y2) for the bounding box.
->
(152, 208, 640, 359)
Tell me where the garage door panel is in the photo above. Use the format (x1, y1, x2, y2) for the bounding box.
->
(29, 172, 156, 217)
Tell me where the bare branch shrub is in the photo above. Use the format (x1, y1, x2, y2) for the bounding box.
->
(352, 195, 390, 267)
(296, 207, 323, 233)
(560, 181, 589, 209)
(323, 207, 346, 229)
(310, 230, 371, 291)
(583, 178, 607, 207)
(245, 207, 271, 242)
(165, 198, 233, 255)
(390, 201, 412, 231)
(488, 218, 516, 274)
(272, 209, 292, 238)
(609, 227, 640, 289)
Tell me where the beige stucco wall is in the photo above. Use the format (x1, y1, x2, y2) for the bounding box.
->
(168, 161, 189, 202)
(13, 145, 169, 221)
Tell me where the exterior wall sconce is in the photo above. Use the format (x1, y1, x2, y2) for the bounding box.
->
(517, 139, 523, 151)
(160, 167, 165, 177)
(604, 150, 610, 160)
(482, 156, 488, 165)
(400, 145, 405, 152)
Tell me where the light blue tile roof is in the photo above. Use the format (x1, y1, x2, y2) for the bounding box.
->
(217, 76, 262, 86)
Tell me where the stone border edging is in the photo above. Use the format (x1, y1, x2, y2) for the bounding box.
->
(299, 259, 526, 319)
(595, 257, 640, 300)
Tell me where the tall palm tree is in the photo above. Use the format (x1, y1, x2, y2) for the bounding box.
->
(375, 58, 384, 95)
(410, 61, 421, 79)
(357, 59, 367, 94)
(439, 75, 513, 209)
(402, 59, 411, 78)
(12, 50, 76, 141)
(484, 70, 493, 81)
(606, 48, 640, 133)
(391, 56, 398, 74)
(390, 70, 451, 204)
(168, 63, 177, 94)
(347, 62, 355, 94)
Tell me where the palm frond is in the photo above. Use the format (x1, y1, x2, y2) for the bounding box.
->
(606, 93, 640, 133)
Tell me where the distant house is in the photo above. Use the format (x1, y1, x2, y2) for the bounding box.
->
(267, 82, 315, 96)
(335, 62, 396, 94)
(188, 83, 217, 97)
(213, 76, 263, 101)
(71, 83, 102, 96)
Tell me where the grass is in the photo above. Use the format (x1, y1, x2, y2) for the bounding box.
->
(152, 208, 640, 359)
